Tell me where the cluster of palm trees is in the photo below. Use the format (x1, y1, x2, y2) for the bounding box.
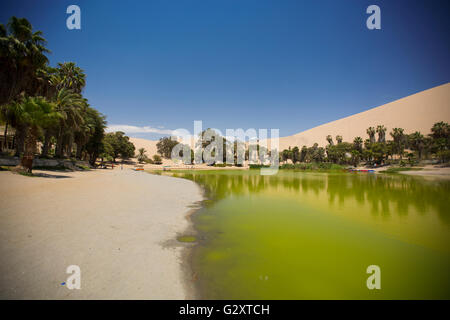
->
(280, 122, 450, 166)
(0, 17, 106, 171)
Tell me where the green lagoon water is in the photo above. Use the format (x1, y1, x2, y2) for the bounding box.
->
(160, 170, 450, 299)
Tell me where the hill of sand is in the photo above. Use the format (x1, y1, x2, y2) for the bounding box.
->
(129, 137, 159, 157)
(272, 82, 450, 149)
(129, 83, 450, 154)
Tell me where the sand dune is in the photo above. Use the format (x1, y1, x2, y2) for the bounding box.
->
(129, 137, 159, 158)
(129, 83, 450, 154)
(273, 82, 450, 149)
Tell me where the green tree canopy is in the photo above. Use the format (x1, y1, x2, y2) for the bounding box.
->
(157, 136, 179, 159)
(10, 95, 60, 171)
(0, 17, 50, 106)
(103, 131, 135, 162)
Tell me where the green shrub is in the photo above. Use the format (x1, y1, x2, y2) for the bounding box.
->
(152, 154, 162, 165)
(279, 162, 345, 171)
(249, 164, 270, 169)
(382, 167, 423, 173)
(437, 150, 450, 163)
(213, 163, 227, 167)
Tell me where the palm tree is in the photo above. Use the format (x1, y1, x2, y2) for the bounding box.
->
(366, 127, 376, 144)
(35, 65, 58, 99)
(53, 62, 86, 94)
(409, 131, 425, 160)
(0, 17, 50, 106)
(38, 62, 87, 158)
(390, 128, 405, 160)
(353, 136, 363, 152)
(292, 146, 300, 163)
(300, 146, 307, 162)
(84, 109, 106, 166)
(0, 104, 14, 152)
(335, 135, 343, 144)
(3, 95, 28, 156)
(11, 96, 60, 172)
(430, 121, 449, 140)
(281, 149, 290, 164)
(326, 135, 334, 146)
(52, 88, 85, 158)
(376, 125, 386, 143)
(430, 122, 450, 154)
(0, 16, 109, 166)
(137, 148, 147, 163)
(1, 17, 51, 155)
(350, 150, 361, 167)
(73, 102, 97, 160)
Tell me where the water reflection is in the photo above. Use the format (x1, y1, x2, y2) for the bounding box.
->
(158, 170, 450, 299)
(170, 171, 449, 225)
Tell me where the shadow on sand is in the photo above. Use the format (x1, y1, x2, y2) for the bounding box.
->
(30, 172, 73, 179)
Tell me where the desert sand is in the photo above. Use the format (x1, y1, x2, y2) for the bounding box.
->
(0, 168, 203, 299)
(271, 82, 450, 149)
(129, 137, 159, 159)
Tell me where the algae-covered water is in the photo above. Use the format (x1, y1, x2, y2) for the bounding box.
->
(163, 170, 450, 299)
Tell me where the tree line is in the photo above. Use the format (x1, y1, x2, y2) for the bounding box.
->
(153, 123, 450, 168)
(280, 123, 450, 167)
(0, 17, 134, 171)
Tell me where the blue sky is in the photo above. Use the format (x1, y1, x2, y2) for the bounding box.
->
(1, 0, 449, 139)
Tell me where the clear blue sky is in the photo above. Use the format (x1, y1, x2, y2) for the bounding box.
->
(1, 0, 449, 139)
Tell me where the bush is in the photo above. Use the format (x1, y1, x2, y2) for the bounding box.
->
(152, 154, 162, 165)
(437, 150, 450, 163)
(279, 162, 345, 171)
(249, 164, 270, 169)
(383, 167, 423, 173)
(213, 163, 227, 167)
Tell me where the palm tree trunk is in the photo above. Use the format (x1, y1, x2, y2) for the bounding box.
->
(55, 128, 64, 158)
(67, 135, 73, 158)
(14, 126, 25, 157)
(76, 141, 84, 159)
(41, 131, 51, 158)
(20, 128, 36, 173)
(89, 151, 99, 166)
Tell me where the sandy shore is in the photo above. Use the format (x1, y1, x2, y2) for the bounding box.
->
(398, 166, 450, 179)
(0, 168, 203, 299)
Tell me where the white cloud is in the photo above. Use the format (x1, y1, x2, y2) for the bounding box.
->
(106, 124, 174, 135)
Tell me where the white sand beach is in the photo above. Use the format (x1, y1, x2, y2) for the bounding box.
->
(0, 169, 203, 299)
